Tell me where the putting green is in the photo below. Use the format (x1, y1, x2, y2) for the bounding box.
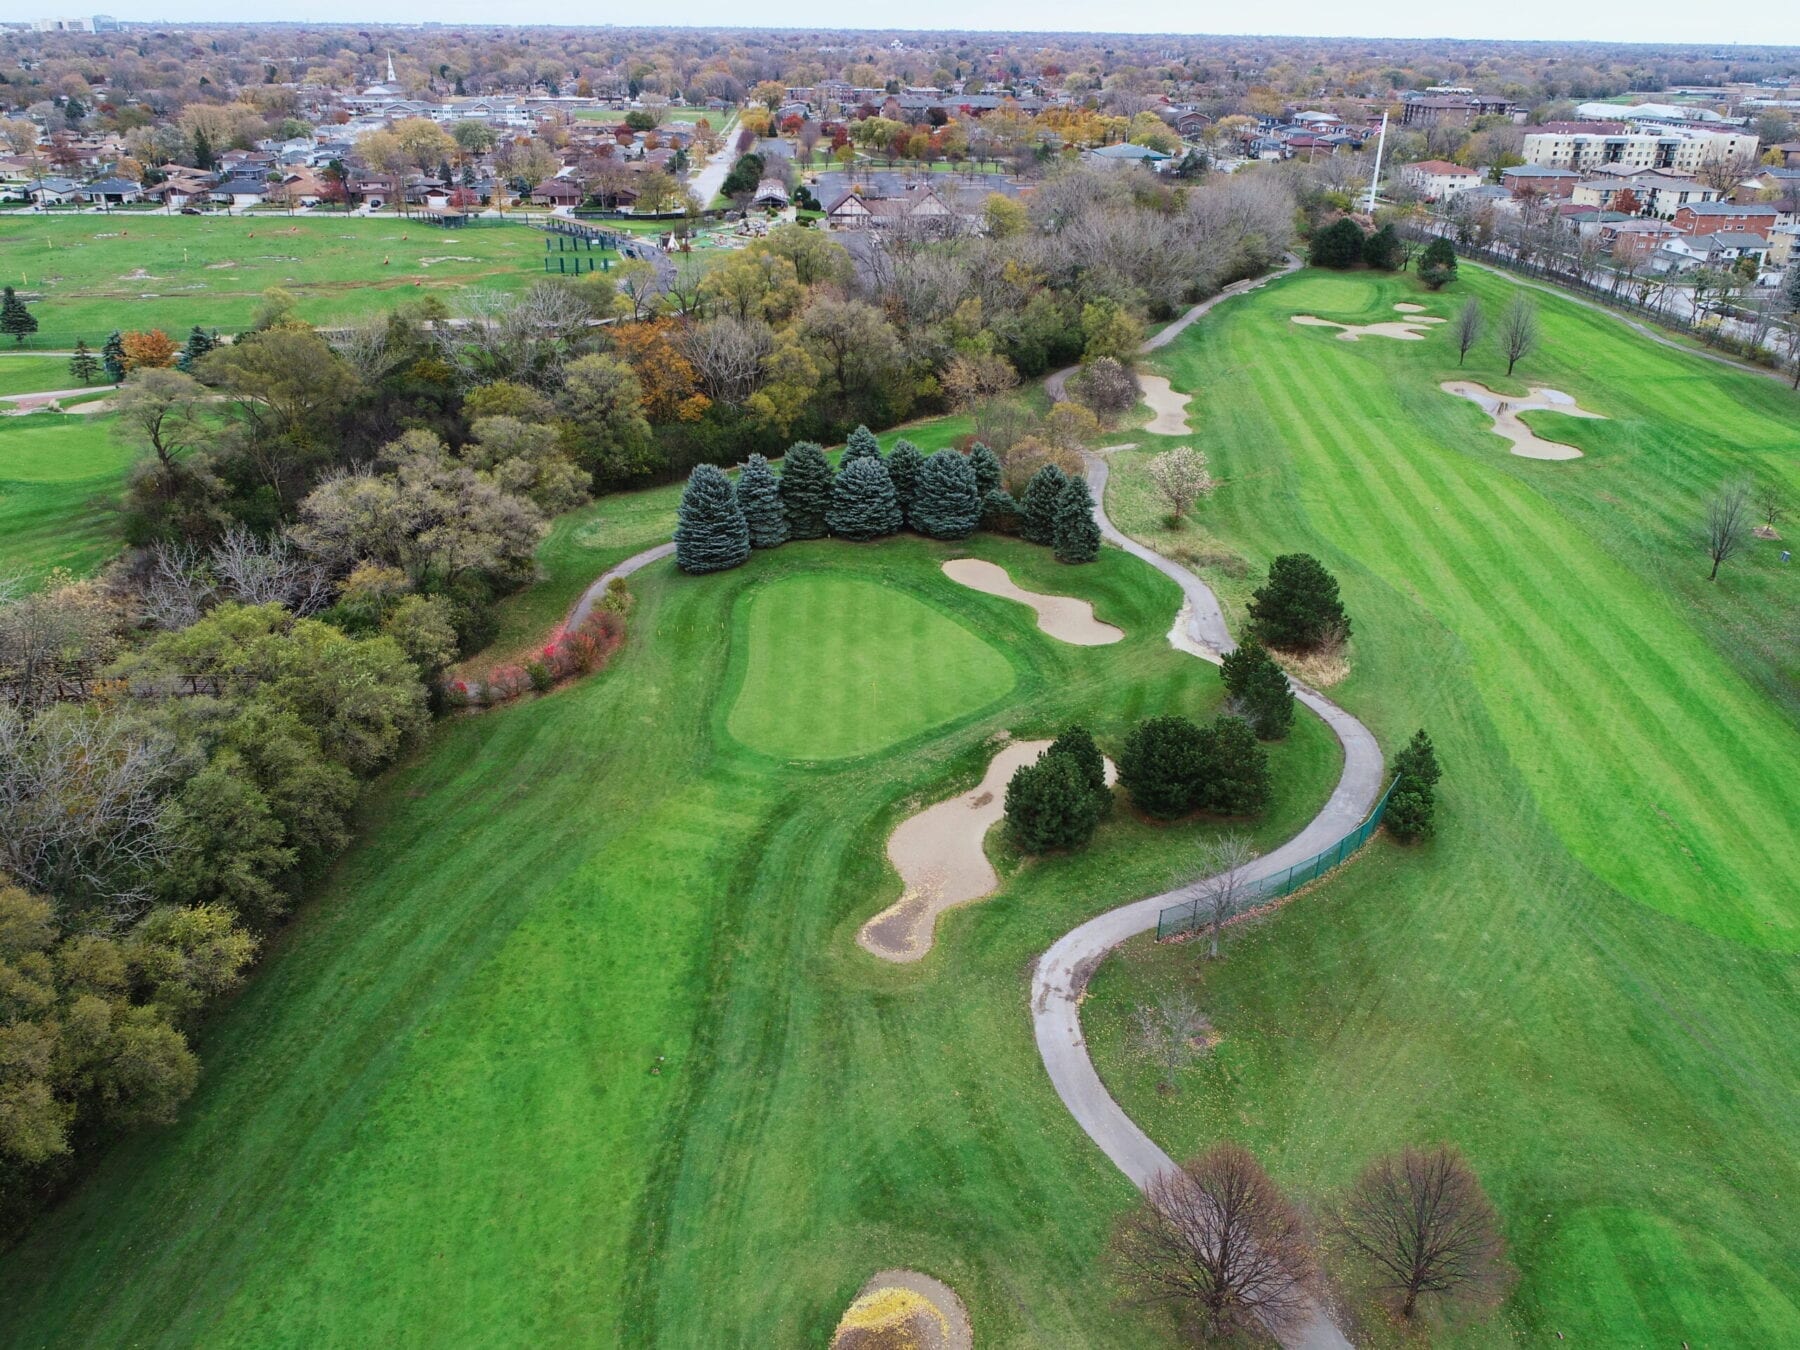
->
(727, 573, 1015, 759)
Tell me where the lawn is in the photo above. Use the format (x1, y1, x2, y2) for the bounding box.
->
(0, 216, 556, 348)
(0, 411, 132, 585)
(0, 353, 95, 396)
(0, 524, 1342, 1347)
(1082, 264, 1800, 1343)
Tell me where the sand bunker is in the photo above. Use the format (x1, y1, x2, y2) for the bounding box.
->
(831, 1270, 972, 1350)
(860, 739, 1117, 963)
(1291, 307, 1445, 341)
(1439, 380, 1606, 460)
(941, 559, 1122, 646)
(1139, 374, 1192, 435)
(1392, 302, 1428, 313)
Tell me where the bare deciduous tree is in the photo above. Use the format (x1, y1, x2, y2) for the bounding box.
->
(1453, 297, 1484, 367)
(1194, 832, 1259, 959)
(140, 538, 217, 631)
(1331, 1144, 1509, 1320)
(1131, 990, 1215, 1076)
(1146, 447, 1217, 525)
(1498, 295, 1538, 376)
(0, 579, 118, 709)
(1754, 482, 1785, 535)
(1704, 482, 1751, 581)
(210, 525, 333, 615)
(679, 315, 775, 406)
(1110, 1143, 1315, 1341)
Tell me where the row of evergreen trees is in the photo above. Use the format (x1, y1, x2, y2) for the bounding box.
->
(1005, 727, 1112, 853)
(66, 326, 220, 385)
(673, 426, 1101, 575)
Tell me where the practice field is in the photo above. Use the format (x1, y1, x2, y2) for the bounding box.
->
(1082, 266, 1800, 1344)
(727, 573, 1017, 759)
(0, 216, 560, 348)
(0, 518, 1342, 1347)
(0, 412, 133, 585)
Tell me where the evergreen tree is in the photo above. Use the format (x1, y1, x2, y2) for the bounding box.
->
(177, 325, 217, 371)
(1199, 715, 1273, 817)
(1047, 724, 1110, 813)
(980, 488, 1020, 534)
(1363, 223, 1403, 272)
(840, 424, 882, 465)
(101, 330, 127, 383)
(1118, 715, 1207, 819)
(673, 463, 750, 574)
(1309, 217, 1364, 269)
(1052, 474, 1102, 563)
(910, 448, 981, 539)
(1005, 752, 1104, 853)
(736, 454, 789, 549)
(192, 127, 216, 172)
(1019, 464, 1068, 545)
(826, 457, 902, 540)
(967, 441, 1003, 497)
(1, 287, 38, 347)
(887, 439, 925, 521)
(778, 441, 832, 539)
(1219, 639, 1294, 740)
(1386, 727, 1442, 842)
(1248, 553, 1351, 651)
(67, 339, 100, 385)
(1418, 237, 1459, 290)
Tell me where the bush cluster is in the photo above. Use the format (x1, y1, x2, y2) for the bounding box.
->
(1117, 713, 1272, 820)
(1005, 725, 1114, 853)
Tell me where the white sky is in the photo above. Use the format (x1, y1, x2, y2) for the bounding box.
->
(79, 4, 1800, 49)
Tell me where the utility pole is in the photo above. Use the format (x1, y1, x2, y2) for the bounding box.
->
(1365, 110, 1389, 215)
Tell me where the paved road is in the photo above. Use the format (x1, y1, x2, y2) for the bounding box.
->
(1032, 265, 1383, 1349)
(566, 541, 675, 631)
(685, 113, 741, 208)
(0, 384, 117, 406)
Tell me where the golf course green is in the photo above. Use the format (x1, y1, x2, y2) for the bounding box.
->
(0, 525, 1341, 1346)
(1083, 264, 1800, 1343)
(0, 411, 134, 585)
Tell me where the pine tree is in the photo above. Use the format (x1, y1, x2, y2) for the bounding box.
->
(1363, 223, 1403, 272)
(778, 441, 832, 539)
(68, 339, 100, 385)
(177, 325, 217, 371)
(0, 287, 38, 347)
(826, 457, 902, 540)
(101, 330, 127, 383)
(1199, 715, 1273, 817)
(673, 463, 750, 574)
(841, 423, 881, 465)
(1118, 715, 1207, 820)
(910, 448, 981, 539)
(1386, 727, 1442, 842)
(1309, 217, 1365, 269)
(980, 488, 1020, 534)
(887, 439, 925, 521)
(192, 127, 216, 172)
(1418, 236, 1459, 290)
(1047, 724, 1110, 813)
(1219, 639, 1294, 741)
(736, 454, 789, 549)
(967, 441, 1003, 497)
(1005, 752, 1104, 854)
(1052, 474, 1101, 563)
(1248, 553, 1351, 652)
(1019, 464, 1068, 545)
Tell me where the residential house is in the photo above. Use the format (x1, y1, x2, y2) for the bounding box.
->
(1766, 223, 1798, 268)
(1652, 231, 1768, 273)
(26, 176, 83, 205)
(530, 177, 584, 208)
(1671, 201, 1781, 236)
(1400, 159, 1481, 200)
(81, 175, 144, 206)
(212, 172, 273, 208)
(1500, 165, 1583, 199)
(1082, 142, 1170, 170)
(1597, 218, 1682, 261)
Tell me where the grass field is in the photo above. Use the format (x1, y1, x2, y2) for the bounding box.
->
(0, 517, 1343, 1346)
(0, 354, 96, 396)
(0, 412, 131, 585)
(1082, 265, 1800, 1343)
(0, 216, 559, 347)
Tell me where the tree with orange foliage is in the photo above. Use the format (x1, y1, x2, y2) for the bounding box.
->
(608, 318, 709, 423)
(120, 329, 180, 372)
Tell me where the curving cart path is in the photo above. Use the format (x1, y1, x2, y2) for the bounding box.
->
(1031, 280, 1383, 1349)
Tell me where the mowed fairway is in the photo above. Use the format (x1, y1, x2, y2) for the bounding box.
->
(0, 528, 1342, 1347)
(1083, 266, 1800, 1344)
(728, 573, 1017, 758)
(0, 412, 134, 584)
(0, 216, 558, 346)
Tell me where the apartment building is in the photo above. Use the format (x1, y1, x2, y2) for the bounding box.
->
(1521, 126, 1758, 175)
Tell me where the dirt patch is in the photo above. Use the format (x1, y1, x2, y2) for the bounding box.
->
(419, 255, 478, 267)
(1138, 373, 1192, 435)
(860, 739, 1118, 963)
(831, 1270, 972, 1350)
(204, 261, 237, 270)
(941, 558, 1122, 646)
(1291, 308, 1445, 341)
(120, 268, 159, 281)
(1440, 380, 1606, 461)
(65, 398, 113, 415)
(1753, 524, 1781, 541)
